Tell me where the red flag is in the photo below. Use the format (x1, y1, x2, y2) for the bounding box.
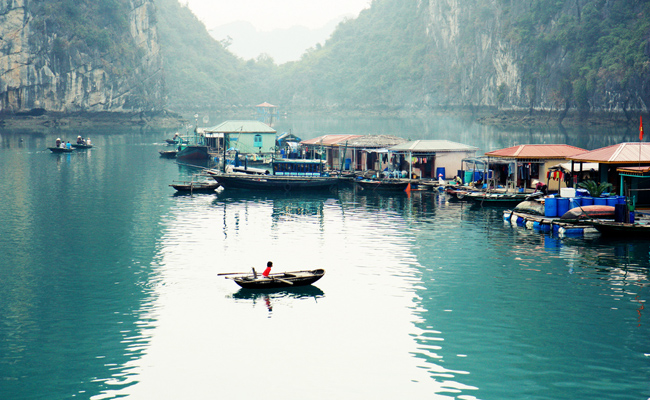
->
(641, 116, 644, 141)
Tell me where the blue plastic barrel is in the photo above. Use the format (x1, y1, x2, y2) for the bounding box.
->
(614, 203, 626, 222)
(436, 167, 446, 179)
(582, 197, 594, 206)
(617, 196, 626, 204)
(569, 198, 580, 209)
(606, 196, 617, 206)
(545, 197, 558, 217)
(557, 198, 570, 217)
(594, 197, 607, 206)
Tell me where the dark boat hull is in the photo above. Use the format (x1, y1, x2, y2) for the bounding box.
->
(71, 144, 93, 149)
(355, 179, 409, 191)
(176, 145, 209, 160)
(159, 150, 178, 158)
(233, 269, 325, 289)
(209, 172, 339, 191)
(591, 221, 650, 237)
(171, 182, 220, 193)
(48, 147, 73, 153)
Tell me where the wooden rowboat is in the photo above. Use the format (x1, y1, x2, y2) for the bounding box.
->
(170, 180, 220, 193)
(48, 147, 73, 153)
(221, 269, 325, 289)
(355, 179, 409, 191)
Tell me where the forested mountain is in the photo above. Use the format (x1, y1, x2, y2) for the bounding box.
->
(277, 0, 650, 118)
(1, 0, 647, 119)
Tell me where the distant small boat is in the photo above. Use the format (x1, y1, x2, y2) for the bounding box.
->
(355, 179, 409, 191)
(159, 150, 177, 158)
(170, 180, 220, 193)
(221, 269, 325, 289)
(71, 143, 93, 149)
(48, 147, 73, 153)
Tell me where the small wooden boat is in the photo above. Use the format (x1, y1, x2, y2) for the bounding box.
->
(48, 147, 73, 153)
(355, 179, 409, 191)
(221, 269, 325, 289)
(560, 205, 615, 220)
(590, 221, 650, 238)
(170, 180, 220, 193)
(466, 192, 528, 205)
(71, 143, 93, 149)
(159, 150, 177, 158)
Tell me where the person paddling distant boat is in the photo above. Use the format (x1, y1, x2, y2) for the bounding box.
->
(262, 261, 273, 277)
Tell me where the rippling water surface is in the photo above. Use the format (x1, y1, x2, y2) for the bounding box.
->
(0, 127, 648, 400)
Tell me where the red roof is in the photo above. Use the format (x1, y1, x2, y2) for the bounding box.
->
(485, 144, 587, 159)
(569, 142, 650, 164)
(300, 135, 363, 146)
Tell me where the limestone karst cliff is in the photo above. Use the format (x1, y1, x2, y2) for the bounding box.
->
(0, 0, 164, 113)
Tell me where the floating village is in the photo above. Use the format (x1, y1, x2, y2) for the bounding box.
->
(149, 103, 650, 243)
(145, 104, 650, 245)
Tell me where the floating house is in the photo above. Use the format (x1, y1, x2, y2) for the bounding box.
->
(300, 134, 407, 172)
(203, 120, 276, 155)
(568, 142, 650, 206)
(388, 140, 479, 180)
(484, 144, 588, 191)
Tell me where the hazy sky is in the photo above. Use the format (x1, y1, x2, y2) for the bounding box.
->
(183, 0, 370, 31)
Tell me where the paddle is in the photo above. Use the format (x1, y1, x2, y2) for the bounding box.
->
(217, 272, 249, 276)
(272, 277, 294, 285)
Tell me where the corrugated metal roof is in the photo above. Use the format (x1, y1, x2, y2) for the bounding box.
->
(569, 142, 650, 163)
(346, 135, 407, 148)
(485, 144, 587, 159)
(300, 135, 362, 146)
(204, 120, 276, 134)
(389, 140, 479, 152)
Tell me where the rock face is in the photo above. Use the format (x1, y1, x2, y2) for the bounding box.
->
(0, 0, 164, 113)
(422, 0, 649, 114)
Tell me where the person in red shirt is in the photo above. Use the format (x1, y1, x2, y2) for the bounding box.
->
(262, 261, 273, 277)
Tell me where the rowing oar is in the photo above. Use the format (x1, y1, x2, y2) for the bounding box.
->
(217, 272, 249, 276)
(272, 277, 293, 285)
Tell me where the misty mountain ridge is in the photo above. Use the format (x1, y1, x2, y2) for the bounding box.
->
(209, 18, 347, 64)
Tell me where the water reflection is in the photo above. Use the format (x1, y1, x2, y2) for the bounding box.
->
(229, 286, 325, 316)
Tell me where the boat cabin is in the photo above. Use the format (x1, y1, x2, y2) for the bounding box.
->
(272, 159, 327, 177)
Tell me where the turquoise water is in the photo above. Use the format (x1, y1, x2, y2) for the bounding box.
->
(0, 125, 648, 399)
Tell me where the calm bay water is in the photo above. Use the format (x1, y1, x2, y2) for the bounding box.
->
(0, 119, 648, 400)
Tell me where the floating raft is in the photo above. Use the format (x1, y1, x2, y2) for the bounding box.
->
(504, 210, 600, 238)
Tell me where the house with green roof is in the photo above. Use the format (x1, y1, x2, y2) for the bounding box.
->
(204, 120, 277, 155)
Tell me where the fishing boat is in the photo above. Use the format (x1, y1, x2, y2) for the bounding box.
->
(48, 147, 73, 153)
(176, 143, 209, 160)
(355, 179, 410, 191)
(222, 269, 325, 289)
(170, 180, 220, 193)
(207, 159, 339, 191)
(71, 143, 93, 149)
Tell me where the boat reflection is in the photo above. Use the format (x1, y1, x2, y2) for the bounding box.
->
(229, 285, 325, 314)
